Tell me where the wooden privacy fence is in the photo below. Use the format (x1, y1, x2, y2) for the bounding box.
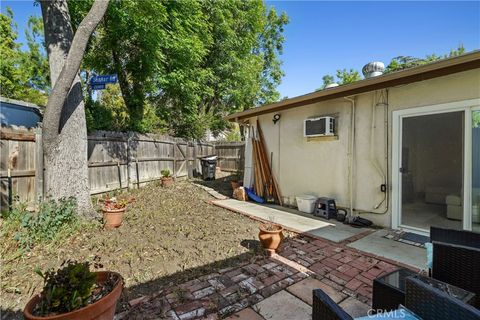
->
(214, 142, 245, 172)
(0, 127, 244, 209)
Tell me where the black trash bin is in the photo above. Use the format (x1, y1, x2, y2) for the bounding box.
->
(200, 155, 217, 180)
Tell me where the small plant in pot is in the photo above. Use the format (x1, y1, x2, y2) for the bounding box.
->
(102, 198, 127, 229)
(230, 170, 243, 190)
(23, 259, 123, 320)
(258, 219, 284, 256)
(161, 169, 174, 187)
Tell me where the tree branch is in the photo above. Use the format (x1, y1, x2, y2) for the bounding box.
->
(43, 0, 109, 142)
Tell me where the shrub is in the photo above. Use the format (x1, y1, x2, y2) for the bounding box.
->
(9, 198, 78, 250)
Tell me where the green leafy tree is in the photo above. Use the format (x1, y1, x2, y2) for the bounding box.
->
(316, 69, 361, 91)
(0, 8, 21, 98)
(85, 84, 129, 131)
(315, 45, 468, 90)
(316, 74, 335, 90)
(257, 6, 289, 105)
(473, 111, 480, 128)
(20, 16, 50, 95)
(0, 9, 49, 105)
(447, 45, 465, 58)
(69, 0, 288, 139)
(385, 45, 466, 73)
(336, 68, 361, 85)
(86, 84, 166, 133)
(385, 56, 424, 73)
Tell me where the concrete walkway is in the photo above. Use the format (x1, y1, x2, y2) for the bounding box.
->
(213, 199, 427, 269)
(348, 229, 427, 269)
(212, 199, 368, 243)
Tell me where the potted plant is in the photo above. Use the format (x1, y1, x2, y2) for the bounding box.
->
(161, 169, 174, 187)
(23, 260, 123, 320)
(258, 221, 284, 256)
(230, 170, 243, 190)
(102, 198, 127, 229)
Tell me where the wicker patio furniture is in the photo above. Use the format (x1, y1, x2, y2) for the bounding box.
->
(372, 268, 416, 312)
(432, 241, 480, 306)
(430, 226, 480, 248)
(405, 276, 480, 320)
(312, 289, 353, 320)
(372, 268, 476, 312)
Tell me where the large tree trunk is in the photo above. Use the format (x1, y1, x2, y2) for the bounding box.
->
(40, 0, 109, 217)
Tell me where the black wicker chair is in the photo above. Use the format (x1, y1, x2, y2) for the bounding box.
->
(430, 226, 480, 248)
(405, 276, 480, 320)
(432, 241, 480, 306)
(429, 226, 480, 305)
(312, 289, 353, 320)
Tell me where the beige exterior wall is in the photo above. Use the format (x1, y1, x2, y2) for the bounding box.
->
(247, 69, 480, 228)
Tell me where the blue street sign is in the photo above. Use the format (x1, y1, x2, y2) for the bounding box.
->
(90, 74, 118, 85)
(91, 84, 106, 90)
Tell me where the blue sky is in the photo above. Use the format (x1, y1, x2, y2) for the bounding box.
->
(268, 1, 480, 97)
(2, 1, 480, 98)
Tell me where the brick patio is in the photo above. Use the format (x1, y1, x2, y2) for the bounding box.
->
(117, 232, 418, 320)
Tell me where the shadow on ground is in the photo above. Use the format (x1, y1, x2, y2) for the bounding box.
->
(0, 309, 23, 320)
(115, 233, 316, 319)
(193, 172, 236, 198)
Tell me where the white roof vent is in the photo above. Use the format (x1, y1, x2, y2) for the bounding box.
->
(324, 83, 339, 89)
(362, 62, 385, 78)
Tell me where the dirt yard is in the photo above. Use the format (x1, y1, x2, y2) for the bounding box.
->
(0, 180, 261, 319)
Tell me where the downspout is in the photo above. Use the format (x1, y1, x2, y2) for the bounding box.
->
(345, 96, 356, 218)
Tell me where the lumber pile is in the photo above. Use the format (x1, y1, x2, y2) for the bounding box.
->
(252, 120, 283, 205)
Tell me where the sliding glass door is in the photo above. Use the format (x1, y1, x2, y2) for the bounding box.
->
(400, 112, 464, 231)
(392, 99, 480, 234)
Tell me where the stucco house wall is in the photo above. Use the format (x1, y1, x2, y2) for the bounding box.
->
(244, 69, 480, 228)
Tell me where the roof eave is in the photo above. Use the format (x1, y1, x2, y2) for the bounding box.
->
(226, 51, 480, 121)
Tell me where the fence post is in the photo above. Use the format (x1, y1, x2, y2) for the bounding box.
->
(186, 141, 191, 178)
(117, 161, 122, 189)
(35, 125, 44, 202)
(173, 140, 177, 178)
(127, 132, 136, 189)
(191, 142, 195, 178)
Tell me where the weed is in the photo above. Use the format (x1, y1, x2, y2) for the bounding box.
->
(173, 287, 189, 304)
(3, 198, 80, 250)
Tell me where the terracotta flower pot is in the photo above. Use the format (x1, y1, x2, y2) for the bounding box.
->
(258, 224, 284, 255)
(23, 271, 123, 320)
(102, 207, 125, 229)
(161, 176, 174, 187)
(231, 181, 240, 190)
(231, 180, 243, 190)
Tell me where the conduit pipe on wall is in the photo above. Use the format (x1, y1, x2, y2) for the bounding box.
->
(370, 91, 387, 209)
(356, 89, 390, 215)
(345, 96, 356, 218)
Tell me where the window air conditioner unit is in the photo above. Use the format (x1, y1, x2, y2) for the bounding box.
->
(304, 116, 335, 137)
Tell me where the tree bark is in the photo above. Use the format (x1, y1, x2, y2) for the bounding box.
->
(40, 0, 109, 217)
